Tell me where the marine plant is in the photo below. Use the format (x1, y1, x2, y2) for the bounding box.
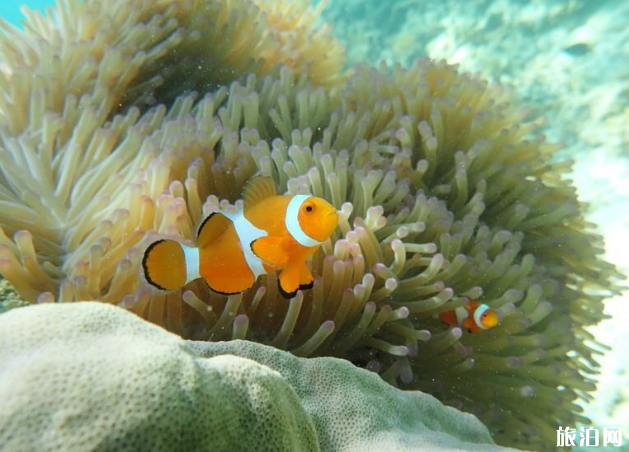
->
(0, 0, 621, 451)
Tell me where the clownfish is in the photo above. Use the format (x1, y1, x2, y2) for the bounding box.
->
(439, 299, 499, 333)
(142, 176, 338, 299)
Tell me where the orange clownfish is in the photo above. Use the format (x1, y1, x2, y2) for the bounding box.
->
(142, 176, 339, 298)
(439, 299, 499, 333)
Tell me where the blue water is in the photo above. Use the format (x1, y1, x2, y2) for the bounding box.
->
(0, 0, 55, 26)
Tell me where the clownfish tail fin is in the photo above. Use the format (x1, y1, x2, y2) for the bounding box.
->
(142, 240, 199, 291)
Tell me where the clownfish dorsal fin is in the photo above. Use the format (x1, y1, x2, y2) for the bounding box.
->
(197, 211, 232, 248)
(251, 236, 289, 266)
(242, 175, 277, 213)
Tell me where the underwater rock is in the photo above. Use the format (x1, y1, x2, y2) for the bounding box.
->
(0, 302, 520, 452)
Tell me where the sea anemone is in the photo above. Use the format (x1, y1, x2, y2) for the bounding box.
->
(0, 1, 621, 451)
(0, 0, 345, 299)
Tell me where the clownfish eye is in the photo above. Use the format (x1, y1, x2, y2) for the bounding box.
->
(481, 313, 487, 318)
(303, 202, 315, 213)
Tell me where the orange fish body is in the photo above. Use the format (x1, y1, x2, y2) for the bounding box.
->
(439, 299, 498, 333)
(142, 176, 338, 298)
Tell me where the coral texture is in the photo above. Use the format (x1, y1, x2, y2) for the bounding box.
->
(0, 302, 520, 452)
(0, 302, 320, 452)
(0, 0, 622, 450)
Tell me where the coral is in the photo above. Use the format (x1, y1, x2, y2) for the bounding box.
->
(0, 0, 622, 451)
(0, 302, 320, 452)
(0, 301, 518, 452)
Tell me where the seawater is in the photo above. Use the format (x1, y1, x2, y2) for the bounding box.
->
(0, 0, 55, 26)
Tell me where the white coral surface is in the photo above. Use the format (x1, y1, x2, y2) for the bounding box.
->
(0, 302, 521, 452)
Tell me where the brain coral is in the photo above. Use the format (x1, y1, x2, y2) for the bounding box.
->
(0, 0, 622, 451)
(0, 301, 518, 452)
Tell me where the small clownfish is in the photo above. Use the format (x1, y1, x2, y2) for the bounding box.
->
(142, 176, 339, 299)
(439, 299, 499, 333)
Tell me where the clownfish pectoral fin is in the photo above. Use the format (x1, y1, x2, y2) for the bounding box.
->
(251, 236, 289, 266)
(298, 264, 314, 290)
(197, 211, 232, 248)
(277, 265, 301, 299)
(142, 240, 188, 291)
(242, 175, 277, 213)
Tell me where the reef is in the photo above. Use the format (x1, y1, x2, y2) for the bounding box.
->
(0, 0, 622, 451)
(0, 302, 519, 452)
